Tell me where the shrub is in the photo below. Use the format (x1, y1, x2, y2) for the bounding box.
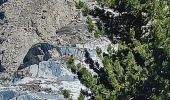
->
(96, 47, 102, 55)
(82, 5, 90, 16)
(86, 16, 94, 32)
(78, 93, 85, 100)
(63, 89, 70, 98)
(75, 1, 85, 9)
(94, 29, 103, 38)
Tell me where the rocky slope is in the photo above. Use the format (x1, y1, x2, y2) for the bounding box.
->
(0, 0, 81, 71)
(0, 0, 116, 99)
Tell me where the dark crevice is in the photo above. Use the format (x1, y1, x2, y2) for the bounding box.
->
(0, 60, 5, 72)
(0, 12, 5, 20)
(84, 50, 100, 74)
(0, 0, 7, 6)
(0, 37, 6, 44)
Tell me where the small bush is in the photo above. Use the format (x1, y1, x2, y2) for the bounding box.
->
(63, 89, 70, 98)
(96, 47, 102, 55)
(82, 5, 90, 16)
(67, 55, 78, 73)
(75, 1, 84, 9)
(86, 16, 94, 32)
(78, 93, 85, 100)
(67, 55, 74, 65)
(94, 29, 103, 38)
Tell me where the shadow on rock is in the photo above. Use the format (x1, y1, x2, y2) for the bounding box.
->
(0, 0, 8, 6)
(0, 60, 6, 72)
(18, 43, 54, 70)
(0, 12, 5, 20)
(0, 66, 5, 72)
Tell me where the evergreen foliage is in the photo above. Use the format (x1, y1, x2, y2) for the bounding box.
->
(75, 1, 85, 9)
(86, 16, 95, 32)
(78, 93, 85, 100)
(75, 0, 90, 16)
(63, 89, 71, 98)
(71, 0, 170, 99)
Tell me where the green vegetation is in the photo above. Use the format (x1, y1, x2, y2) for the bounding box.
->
(75, 1, 85, 9)
(81, 5, 90, 16)
(87, 16, 104, 38)
(76, 1, 102, 38)
(63, 89, 71, 99)
(67, 55, 77, 73)
(75, 0, 90, 16)
(78, 93, 85, 100)
(71, 0, 170, 99)
(86, 16, 95, 33)
(96, 46, 102, 55)
(94, 29, 104, 38)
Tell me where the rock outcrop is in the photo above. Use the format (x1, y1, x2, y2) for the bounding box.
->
(0, 0, 117, 99)
(0, 0, 79, 71)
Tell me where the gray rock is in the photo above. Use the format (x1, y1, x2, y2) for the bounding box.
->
(0, 89, 65, 100)
(0, 0, 78, 71)
(29, 60, 77, 81)
(18, 43, 54, 70)
(0, 90, 16, 100)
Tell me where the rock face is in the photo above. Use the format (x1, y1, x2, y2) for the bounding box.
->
(18, 42, 110, 76)
(0, 89, 66, 100)
(19, 43, 54, 69)
(9, 39, 111, 99)
(0, 0, 117, 99)
(0, 0, 79, 71)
